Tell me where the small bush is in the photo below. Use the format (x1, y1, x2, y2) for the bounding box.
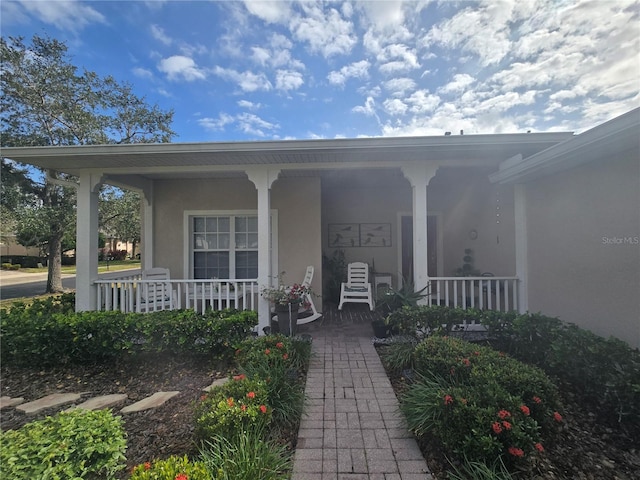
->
(195, 375, 271, 442)
(235, 334, 310, 429)
(200, 430, 291, 480)
(403, 337, 562, 467)
(130, 455, 210, 480)
(0, 409, 126, 479)
(378, 337, 417, 374)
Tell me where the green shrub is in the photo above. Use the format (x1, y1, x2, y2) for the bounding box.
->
(200, 430, 291, 480)
(0, 409, 126, 479)
(130, 455, 210, 480)
(378, 338, 417, 374)
(447, 456, 513, 480)
(235, 335, 310, 429)
(0, 304, 257, 366)
(482, 311, 640, 432)
(403, 337, 562, 467)
(195, 375, 271, 442)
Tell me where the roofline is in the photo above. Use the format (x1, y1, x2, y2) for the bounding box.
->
(2, 131, 572, 161)
(490, 108, 640, 184)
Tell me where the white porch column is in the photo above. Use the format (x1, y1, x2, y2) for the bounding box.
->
(514, 184, 529, 312)
(402, 164, 438, 304)
(76, 173, 103, 311)
(140, 183, 154, 269)
(246, 167, 281, 334)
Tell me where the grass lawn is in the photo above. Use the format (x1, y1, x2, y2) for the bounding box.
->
(17, 259, 141, 275)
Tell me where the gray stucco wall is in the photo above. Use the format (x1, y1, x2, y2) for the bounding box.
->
(525, 153, 640, 348)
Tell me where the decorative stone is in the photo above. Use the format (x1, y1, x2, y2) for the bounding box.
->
(203, 377, 230, 392)
(67, 394, 128, 411)
(17, 393, 83, 415)
(120, 391, 180, 413)
(0, 396, 25, 409)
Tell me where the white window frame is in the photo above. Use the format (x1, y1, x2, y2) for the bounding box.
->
(183, 209, 278, 280)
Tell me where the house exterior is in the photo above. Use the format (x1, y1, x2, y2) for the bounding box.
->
(2, 108, 638, 346)
(490, 108, 640, 348)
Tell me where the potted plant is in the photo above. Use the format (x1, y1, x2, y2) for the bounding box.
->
(261, 282, 311, 336)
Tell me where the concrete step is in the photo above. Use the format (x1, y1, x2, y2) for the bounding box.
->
(67, 394, 129, 411)
(120, 391, 180, 414)
(0, 396, 25, 409)
(16, 393, 85, 415)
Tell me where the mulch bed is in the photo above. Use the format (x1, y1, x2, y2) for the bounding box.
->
(1, 354, 224, 478)
(3, 349, 639, 479)
(382, 358, 640, 479)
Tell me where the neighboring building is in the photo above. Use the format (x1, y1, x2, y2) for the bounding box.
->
(2, 108, 638, 346)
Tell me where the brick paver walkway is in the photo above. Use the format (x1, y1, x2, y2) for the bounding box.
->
(293, 315, 433, 479)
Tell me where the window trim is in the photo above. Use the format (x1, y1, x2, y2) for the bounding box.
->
(183, 209, 278, 280)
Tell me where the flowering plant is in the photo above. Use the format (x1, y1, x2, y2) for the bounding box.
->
(261, 282, 311, 307)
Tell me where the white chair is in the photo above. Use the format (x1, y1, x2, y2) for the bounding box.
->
(137, 267, 177, 312)
(297, 265, 322, 324)
(338, 262, 374, 311)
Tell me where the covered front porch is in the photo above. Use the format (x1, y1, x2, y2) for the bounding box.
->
(2, 133, 572, 333)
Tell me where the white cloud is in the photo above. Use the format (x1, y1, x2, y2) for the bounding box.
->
(383, 78, 416, 97)
(290, 5, 357, 57)
(438, 74, 476, 95)
(150, 24, 172, 46)
(383, 98, 408, 116)
(17, 0, 105, 31)
(352, 96, 377, 117)
(275, 70, 304, 91)
(158, 56, 206, 81)
(213, 66, 273, 92)
(132, 67, 154, 79)
(327, 60, 371, 86)
(406, 90, 440, 114)
(236, 112, 279, 137)
(242, 0, 290, 23)
(199, 113, 235, 131)
(237, 100, 262, 110)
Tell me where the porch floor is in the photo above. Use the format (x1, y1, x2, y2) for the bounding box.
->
(291, 303, 434, 479)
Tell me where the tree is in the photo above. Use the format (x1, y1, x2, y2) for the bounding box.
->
(0, 34, 175, 292)
(99, 187, 141, 258)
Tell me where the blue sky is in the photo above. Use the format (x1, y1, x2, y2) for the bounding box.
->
(2, 0, 639, 142)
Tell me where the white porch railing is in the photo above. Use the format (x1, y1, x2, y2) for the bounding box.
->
(95, 278, 259, 314)
(429, 276, 519, 313)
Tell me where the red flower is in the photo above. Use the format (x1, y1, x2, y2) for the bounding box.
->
(502, 421, 512, 430)
(247, 391, 256, 399)
(535, 442, 544, 452)
(227, 397, 234, 407)
(498, 409, 511, 419)
(462, 358, 471, 366)
(260, 405, 267, 414)
(444, 394, 454, 405)
(175, 474, 188, 480)
(144, 462, 151, 470)
(520, 405, 530, 416)
(233, 374, 246, 381)
(449, 367, 455, 375)
(533, 396, 542, 404)
(474, 351, 480, 356)
(492, 421, 503, 434)
(282, 353, 289, 360)
(265, 349, 271, 355)
(553, 411, 563, 422)
(241, 405, 247, 412)
(508, 446, 524, 457)
(276, 342, 284, 349)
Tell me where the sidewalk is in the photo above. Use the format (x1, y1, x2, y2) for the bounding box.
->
(292, 324, 433, 479)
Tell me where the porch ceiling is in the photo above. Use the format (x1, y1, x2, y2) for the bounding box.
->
(2, 132, 574, 180)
